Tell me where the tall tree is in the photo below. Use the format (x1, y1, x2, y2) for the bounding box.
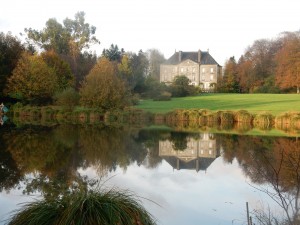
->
(102, 44, 124, 62)
(25, 12, 100, 85)
(276, 31, 300, 93)
(128, 50, 149, 93)
(0, 32, 25, 99)
(146, 49, 165, 80)
(218, 57, 239, 92)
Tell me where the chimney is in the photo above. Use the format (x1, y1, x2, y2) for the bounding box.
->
(198, 49, 202, 63)
(178, 51, 182, 62)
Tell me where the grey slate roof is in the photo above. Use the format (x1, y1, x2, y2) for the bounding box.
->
(162, 156, 217, 172)
(164, 51, 219, 65)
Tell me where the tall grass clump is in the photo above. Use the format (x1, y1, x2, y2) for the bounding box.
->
(253, 112, 274, 130)
(219, 111, 235, 124)
(206, 111, 220, 123)
(8, 189, 157, 225)
(291, 114, 300, 130)
(234, 110, 253, 123)
(274, 112, 300, 132)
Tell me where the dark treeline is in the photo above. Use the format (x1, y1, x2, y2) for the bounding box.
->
(218, 31, 300, 94)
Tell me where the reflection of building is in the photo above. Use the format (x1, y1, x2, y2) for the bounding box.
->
(159, 133, 220, 172)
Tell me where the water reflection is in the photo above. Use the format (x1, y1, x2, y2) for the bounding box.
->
(159, 133, 220, 172)
(0, 124, 300, 224)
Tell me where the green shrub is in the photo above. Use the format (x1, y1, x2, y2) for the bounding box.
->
(54, 88, 79, 112)
(153, 91, 171, 101)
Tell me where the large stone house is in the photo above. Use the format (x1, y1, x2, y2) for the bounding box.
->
(160, 50, 222, 91)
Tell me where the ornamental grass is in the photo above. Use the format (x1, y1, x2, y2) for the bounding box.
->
(8, 189, 157, 225)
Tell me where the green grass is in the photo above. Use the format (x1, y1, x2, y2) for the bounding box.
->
(135, 94, 300, 115)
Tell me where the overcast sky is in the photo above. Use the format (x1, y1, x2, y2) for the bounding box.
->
(1, 0, 299, 65)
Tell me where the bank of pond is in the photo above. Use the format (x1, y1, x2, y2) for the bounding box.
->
(5, 105, 300, 136)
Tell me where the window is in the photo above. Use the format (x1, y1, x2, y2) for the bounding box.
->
(210, 68, 214, 73)
(202, 68, 206, 73)
(192, 67, 196, 73)
(181, 68, 184, 73)
(192, 75, 195, 81)
(210, 75, 213, 80)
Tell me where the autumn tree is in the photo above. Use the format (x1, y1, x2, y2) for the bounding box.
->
(0, 32, 25, 99)
(236, 38, 281, 93)
(218, 56, 239, 93)
(79, 58, 130, 109)
(118, 54, 132, 80)
(275, 31, 300, 93)
(5, 52, 58, 104)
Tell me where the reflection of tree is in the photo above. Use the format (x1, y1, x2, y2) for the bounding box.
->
(1, 125, 163, 198)
(169, 132, 189, 151)
(220, 135, 300, 225)
(79, 125, 149, 174)
(134, 130, 164, 169)
(2, 125, 84, 199)
(0, 127, 23, 192)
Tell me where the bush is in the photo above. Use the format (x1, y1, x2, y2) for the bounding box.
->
(54, 88, 79, 111)
(153, 91, 171, 101)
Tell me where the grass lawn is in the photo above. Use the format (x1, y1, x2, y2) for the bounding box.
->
(135, 93, 300, 115)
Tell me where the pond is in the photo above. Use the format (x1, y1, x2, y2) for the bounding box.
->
(0, 122, 299, 225)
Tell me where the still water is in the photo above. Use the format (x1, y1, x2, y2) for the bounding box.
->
(0, 122, 299, 225)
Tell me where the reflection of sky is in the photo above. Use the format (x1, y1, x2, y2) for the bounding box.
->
(0, 156, 282, 225)
(0, 189, 36, 224)
(78, 157, 281, 225)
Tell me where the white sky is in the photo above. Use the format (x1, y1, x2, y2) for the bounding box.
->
(0, 0, 299, 65)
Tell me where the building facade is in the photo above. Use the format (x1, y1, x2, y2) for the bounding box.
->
(160, 50, 222, 91)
